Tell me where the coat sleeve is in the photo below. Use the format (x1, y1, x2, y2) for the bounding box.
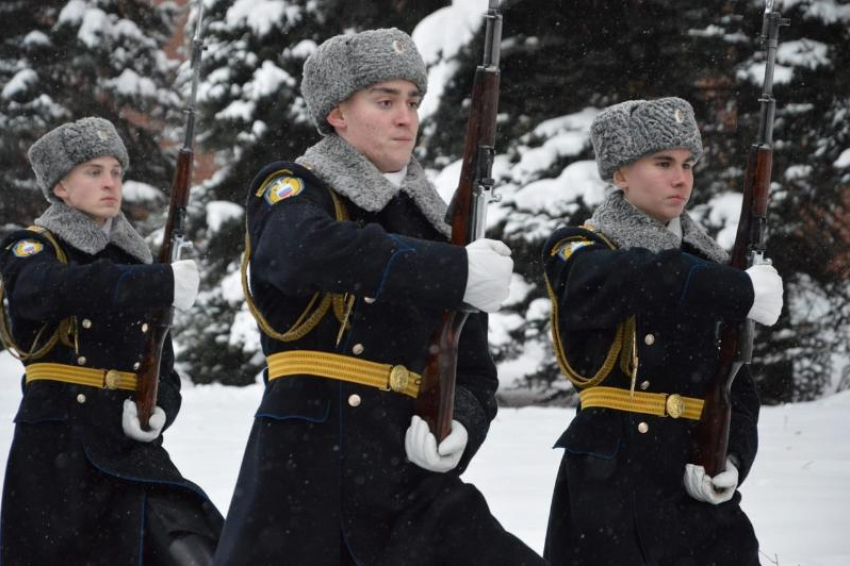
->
(452, 312, 499, 472)
(728, 364, 760, 484)
(250, 166, 468, 312)
(157, 334, 183, 432)
(1, 231, 174, 324)
(543, 226, 755, 331)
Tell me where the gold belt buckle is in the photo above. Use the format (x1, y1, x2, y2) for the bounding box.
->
(389, 365, 410, 393)
(104, 370, 122, 390)
(666, 394, 685, 419)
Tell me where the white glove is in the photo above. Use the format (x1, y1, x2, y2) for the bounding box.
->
(745, 263, 783, 326)
(122, 399, 166, 443)
(404, 415, 468, 473)
(684, 457, 739, 505)
(171, 259, 200, 311)
(463, 238, 513, 313)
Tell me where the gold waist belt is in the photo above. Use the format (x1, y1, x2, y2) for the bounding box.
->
(25, 363, 138, 392)
(579, 386, 704, 420)
(266, 350, 421, 399)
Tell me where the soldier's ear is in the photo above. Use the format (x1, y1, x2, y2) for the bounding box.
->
(53, 181, 69, 201)
(612, 168, 629, 190)
(326, 106, 346, 131)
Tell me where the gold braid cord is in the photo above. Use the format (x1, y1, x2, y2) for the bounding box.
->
(242, 187, 352, 343)
(545, 226, 637, 389)
(0, 226, 77, 361)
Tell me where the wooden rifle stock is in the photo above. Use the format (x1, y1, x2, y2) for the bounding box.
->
(135, 2, 205, 429)
(135, 150, 194, 428)
(415, 1, 503, 441)
(693, 149, 771, 475)
(692, 0, 787, 475)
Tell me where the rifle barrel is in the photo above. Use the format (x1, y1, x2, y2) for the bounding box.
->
(415, 2, 503, 440)
(134, 0, 205, 428)
(691, 0, 787, 475)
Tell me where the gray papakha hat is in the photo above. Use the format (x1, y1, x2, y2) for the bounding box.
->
(302, 28, 428, 135)
(590, 97, 703, 182)
(28, 116, 130, 201)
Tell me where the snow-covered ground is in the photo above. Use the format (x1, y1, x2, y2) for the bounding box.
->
(0, 351, 848, 565)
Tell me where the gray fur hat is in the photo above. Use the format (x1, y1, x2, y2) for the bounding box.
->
(302, 28, 428, 135)
(590, 97, 703, 181)
(28, 117, 130, 201)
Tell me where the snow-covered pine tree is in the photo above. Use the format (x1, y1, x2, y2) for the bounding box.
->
(750, 0, 850, 402)
(180, 0, 448, 385)
(0, 0, 180, 235)
(422, 0, 850, 404)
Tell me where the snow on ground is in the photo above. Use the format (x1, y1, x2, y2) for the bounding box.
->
(0, 350, 848, 564)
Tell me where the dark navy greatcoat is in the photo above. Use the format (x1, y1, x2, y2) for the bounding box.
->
(213, 162, 544, 566)
(542, 226, 762, 566)
(0, 228, 221, 566)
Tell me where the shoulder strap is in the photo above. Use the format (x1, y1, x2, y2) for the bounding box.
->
(0, 226, 75, 361)
(545, 225, 638, 390)
(241, 188, 352, 343)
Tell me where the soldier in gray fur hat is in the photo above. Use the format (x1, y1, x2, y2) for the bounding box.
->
(28, 116, 130, 202)
(215, 29, 546, 566)
(591, 96, 704, 183)
(540, 98, 783, 565)
(301, 27, 429, 137)
(1, 117, 223, 565)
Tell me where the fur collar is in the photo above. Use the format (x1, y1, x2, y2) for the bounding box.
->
(296, 134, 451, 237)
(586, 189, 729, 264)
(34, 202, 153, 264)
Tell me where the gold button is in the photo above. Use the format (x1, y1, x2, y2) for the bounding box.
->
(133, 362, 141, 371)
(81, 319, 92, 329)
(389, 365, 410, 393)
(76, 393, 86, 404)
(141, 323, 149, 333)
(363, 297, 376, 304)
(104, 370, 121, 390)
(77, 356, 87, 365)
(638, 422, 649, 434)
(352, 344, 365, 355)
(644, 334, 655, 346)
(348, 394, 361, 407)
(640, 380, 650, 391)
(666, 394, 685, 419)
